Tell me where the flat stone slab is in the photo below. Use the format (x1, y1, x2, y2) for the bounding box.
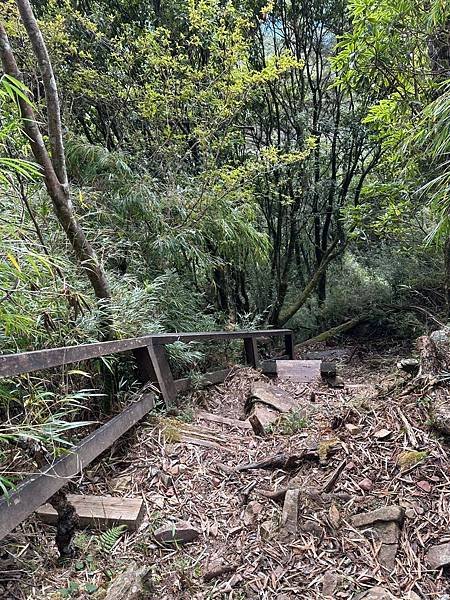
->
(426, 541, 450, 569)
(351, 506, 405, 528)
(280, 488, 300, 539)
(249, 383, 295, 413)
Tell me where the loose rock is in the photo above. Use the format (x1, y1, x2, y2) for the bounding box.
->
(154, 520, 200, 545)
(243, 500, 263, 526)
(351, 506, 405, 528)
(322, 571, 338, 597)
(426, 542, 450, 569)
(105, 562, 153, 600)
(345, 423, 361, 436)
(373, 428, 392, 440)
(358, 478, 373, 492)
(280, 488, 300, 539)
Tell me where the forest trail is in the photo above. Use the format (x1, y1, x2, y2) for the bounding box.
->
(6, 342, 450, 599)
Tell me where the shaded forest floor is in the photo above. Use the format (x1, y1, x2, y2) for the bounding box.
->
(3, 339, 450, 599)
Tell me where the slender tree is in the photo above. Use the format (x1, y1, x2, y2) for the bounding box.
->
(0, 0, 111, 304)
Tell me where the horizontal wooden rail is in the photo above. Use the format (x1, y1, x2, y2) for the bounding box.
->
(0, 329, 292, 379)
(0, 393, 154, 541)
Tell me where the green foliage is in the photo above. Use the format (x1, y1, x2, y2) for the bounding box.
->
(3, 0, 450, 520)
(97, 525, 127, 554)
(270, 411, 308, 435)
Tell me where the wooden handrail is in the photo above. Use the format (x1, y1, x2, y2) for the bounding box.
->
(0, 329, 292, 378)
(0, 328, 294, 542)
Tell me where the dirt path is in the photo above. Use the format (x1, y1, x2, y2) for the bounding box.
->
(2, 343, 450, 599)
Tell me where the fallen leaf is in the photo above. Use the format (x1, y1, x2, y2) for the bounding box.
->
(328, 503, 340, 528)
(373, 428, 392, 440)
(416, 480, 432, 493)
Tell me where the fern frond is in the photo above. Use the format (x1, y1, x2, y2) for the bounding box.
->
(98, 525, 127, 553)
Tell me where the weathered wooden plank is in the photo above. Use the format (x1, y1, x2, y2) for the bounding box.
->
(276, 359, 322, 382)
(197, 410, 252, 429)
(36, 494, 145, 531)
(175, 369, 232, 393)
(244, 337, 260, 368)
(0, 329, 291, 378)
(148, 342, 177, 407)
(151, 329, 291, 345)
(0, 393, 154, 541)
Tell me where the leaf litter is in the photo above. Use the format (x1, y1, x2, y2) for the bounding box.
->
(2, 344, 450, 599)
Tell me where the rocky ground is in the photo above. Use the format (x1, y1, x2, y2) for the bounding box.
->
(2, 340, 450, 599)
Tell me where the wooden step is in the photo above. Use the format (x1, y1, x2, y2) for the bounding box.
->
(276, 359, 322, 382)
(36, 494, 145, 531)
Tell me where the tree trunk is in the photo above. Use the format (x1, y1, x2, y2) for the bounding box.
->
(0, 5, 111, 307)
(276, 237, 344, 327)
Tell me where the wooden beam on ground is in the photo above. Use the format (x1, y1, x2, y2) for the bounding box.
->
(148, 343, 177, 407)
(0, 393, 154, 541)
(197, 410, 252, 429)
(244, 337, 260, 368)
(36, 494, 145, 531)
(175, 369, 232, 393)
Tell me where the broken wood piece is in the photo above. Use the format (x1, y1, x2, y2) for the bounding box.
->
(247, 382, 295, 413)
(235, 451, 316, 473)
(36, 494, 145, 531)
(196, 411, 251, 429)
(161, 419, 233, 450)
(179, 435, 224, 450)
(276, 359, 322, 383)
(397, 408, 419, 448)
(280, 488, 300, 538)
(321, 459, 347, 493)
(248, 413, 266, 437)
(104, 562, 152, 600)
(203, 561, 238, 582)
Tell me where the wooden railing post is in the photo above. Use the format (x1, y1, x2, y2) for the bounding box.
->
(284, 332, 295, 360)
(244, 337, 260, 368)
(147, 342, 177, 407)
